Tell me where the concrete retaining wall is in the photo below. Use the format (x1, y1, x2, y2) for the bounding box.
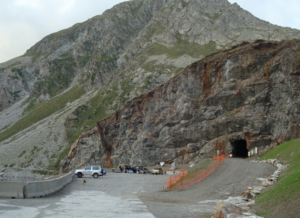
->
(24, 172, 72, 198)
(0, 172, 72, 199)
(0, 181, 25, 198)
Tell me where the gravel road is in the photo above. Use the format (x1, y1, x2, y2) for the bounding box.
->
(0, 158, 275, 218)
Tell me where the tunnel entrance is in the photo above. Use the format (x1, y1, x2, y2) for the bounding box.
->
(230, 139, 248, 158)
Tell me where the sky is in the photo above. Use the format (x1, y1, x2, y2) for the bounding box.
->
(0, 0, 300, 63)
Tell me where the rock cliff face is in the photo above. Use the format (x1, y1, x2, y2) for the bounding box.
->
(1, 0, 300, 175)
(1, 0, 300, 113)
(62, 39, 300, 171)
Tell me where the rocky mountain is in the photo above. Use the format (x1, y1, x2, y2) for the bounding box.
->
(62, 39, 300, 171)
(1, 0, 300, 176)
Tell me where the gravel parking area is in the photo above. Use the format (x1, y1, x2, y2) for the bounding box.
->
(0, 159, 275, 218)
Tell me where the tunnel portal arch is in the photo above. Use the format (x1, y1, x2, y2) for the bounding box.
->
(230, 139, 248, 158)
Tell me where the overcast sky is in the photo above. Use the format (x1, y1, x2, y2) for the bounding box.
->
(0, 0, 299, 63)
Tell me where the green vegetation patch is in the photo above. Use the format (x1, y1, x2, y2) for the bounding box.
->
(54, 90, 114, 172)
(21, 95, 38, 115)
(88, 54, 117, 84)
(0, 125, 9, 132)
(18, 151, 26, 158)
(145, 39, 218, 59)
(181, 0, 190, 8)
(131, 1, 144, 15)
(255, 139, 300, 218)
(31, 170, 51, 175)
(119, 78, 136, 105)
(143, 24, 166, 41)
(0, 86, 85, 143)
(64, 91, 111, 145)
(50, 148, 71, 172)
(30, 51, 48, 62)
(11, 68, 24, 78)
(77, 55, 91, 67)
(35, 53, 77, 96)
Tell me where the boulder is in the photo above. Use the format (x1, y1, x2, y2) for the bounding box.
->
(241, 191, 255, 199)
(211, 201, 243, 218)
(224, 197, 255, 207)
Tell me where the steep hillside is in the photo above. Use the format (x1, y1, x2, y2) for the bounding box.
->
(61, 39, 300, 171)
(255, 139, 300, 217)
(1, 0, 300, 114)
(1, 0, 300, 176)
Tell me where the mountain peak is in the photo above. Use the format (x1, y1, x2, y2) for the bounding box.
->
(1, 0, 300, 175)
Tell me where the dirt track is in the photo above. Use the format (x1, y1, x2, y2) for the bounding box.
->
(0, 158, 275, 218)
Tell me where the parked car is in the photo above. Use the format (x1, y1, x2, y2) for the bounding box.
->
(74, 166, 102, 178)
(152, 168, 163, 175)
(130, 166, 137, 173)
(143, 168, 150, 174)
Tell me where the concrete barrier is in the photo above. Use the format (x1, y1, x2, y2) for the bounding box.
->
(0, 181, 25, 198)
(24, 172, 72, 198)
(0, 172, 73, 199)
(25, 181, 46, 198)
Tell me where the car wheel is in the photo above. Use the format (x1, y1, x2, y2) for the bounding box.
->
(77, 173, 83, 178)
(155, 172, 158, 175)
(93, 173, 99, 178)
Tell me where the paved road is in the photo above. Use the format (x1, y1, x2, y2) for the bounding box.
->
(0, 159, 275, 218)
(139, 158, 275, 217)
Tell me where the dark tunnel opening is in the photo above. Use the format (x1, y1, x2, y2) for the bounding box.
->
(230, 139, 248, 158)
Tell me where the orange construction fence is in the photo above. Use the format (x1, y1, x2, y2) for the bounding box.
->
(165, 154, 226, 190)
(213, 154, 227, 160)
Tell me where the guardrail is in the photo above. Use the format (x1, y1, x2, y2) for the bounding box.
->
(0, 172, 73, 199)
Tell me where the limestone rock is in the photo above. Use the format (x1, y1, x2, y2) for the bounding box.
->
(2, 0, 300, 174)
(189, 163, 195, 168)
(1, 0, 300, 113)
(61, 39, 300, 170)
(242, 191, 255, 199)
(170, 160, 176, 170)
(211, 201, 243, 218)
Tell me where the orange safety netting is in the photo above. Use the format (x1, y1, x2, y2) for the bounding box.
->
(165, 154, 226, 190)
(213, 154, 227, 160)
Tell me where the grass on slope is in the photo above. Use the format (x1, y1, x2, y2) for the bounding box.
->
(146, 40, 218, 59)
(65, 91, 110, 145)
(254, 139, 300, 218)
(0, 86, 86, 143)
(50, 90, 112, 172)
